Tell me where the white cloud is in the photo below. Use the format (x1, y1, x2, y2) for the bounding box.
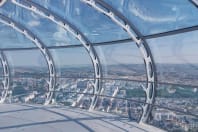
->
(27, 21, 40, 27)
(129, 4, 184, 23)
(53, 26, 80, 46)
(53, 26, 66, 41)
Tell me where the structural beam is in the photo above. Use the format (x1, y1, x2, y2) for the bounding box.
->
(189, 0, 198, 8)
(11, 0, 103, 110)
(0, 14, 56, 105)
(0, 24, 198, 51)
(82, 0, 157, 123)
(0, 0, 7, 6)
(0, 51, 10, 103)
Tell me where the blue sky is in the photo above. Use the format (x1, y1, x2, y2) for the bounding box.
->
(0, 0, 198, 67)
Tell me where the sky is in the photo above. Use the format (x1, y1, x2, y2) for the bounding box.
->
(0, 0, 197, 67)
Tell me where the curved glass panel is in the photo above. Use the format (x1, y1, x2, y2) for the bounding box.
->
(11, 77, 48, 104)
(55, 78, 94, 107)
(0, 0, 197, 131)
(0, 1, 80, 47)
(4, 50, 49, 104)
(33, 0, 129, 43)
(50, 48, 94, 78)
(148, 31, 198, 86)
(95, 79, 145, 122)
(0, 23, 35, 48)
(4, 50, 48, 77)
(94, 42, 146, 81)
(105, 0, 198, 35)
(50, 47, 94, 107)
(148, 31, 198, 131)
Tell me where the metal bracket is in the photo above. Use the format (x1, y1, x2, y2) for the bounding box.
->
(0, 14, 56, 105)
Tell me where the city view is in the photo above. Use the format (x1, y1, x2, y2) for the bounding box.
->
(0, 0, 197, 131)
(0, 64, 197, 132)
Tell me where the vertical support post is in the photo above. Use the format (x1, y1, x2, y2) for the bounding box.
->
(82, 0, 157, 123)
(0, 51, 10, 103)
(0, 14, 56, 105)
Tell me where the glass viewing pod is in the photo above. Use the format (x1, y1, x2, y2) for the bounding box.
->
(0, 0, 197, 131)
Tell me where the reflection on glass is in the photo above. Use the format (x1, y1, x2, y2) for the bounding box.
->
(95, 79, 145, 122)
(0, 1, 80, 46)
(55, 78, 94, 107)
(105, 0, 198, 35)
(96, 98, 143, 122)
(10, 77, 48, 104)
(0, 24, 36, 48)
(33, 0, 128, 43)
(55, 77, 145, 121)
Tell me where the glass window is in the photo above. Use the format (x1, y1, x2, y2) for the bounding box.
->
(148, 31, 198, 86)
(95, 79, 145, 120)
(11, 77, 48, 104)
(0, 23, 36, 48)
(0, 1, 80, 47)
(105, 0, 198, 35)
(55, 78, 93, 107)
(5, 50, 49, 104)
(50, 48, 94, 78)
(33, 0, 129, 43)
(4, 50, 48, 77)
(95, 42, 146, 81)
